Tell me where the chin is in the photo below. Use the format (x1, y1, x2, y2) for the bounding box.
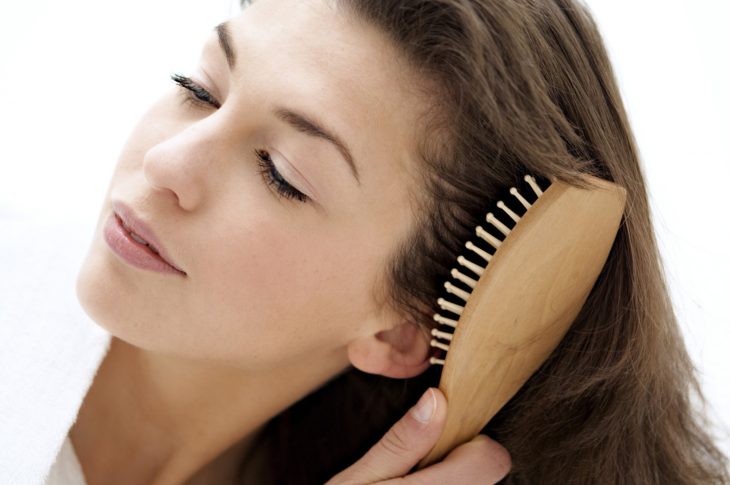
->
(74, 234, 160, 347)
(75, 241, 128, 335)
(74, 245, 201, 360)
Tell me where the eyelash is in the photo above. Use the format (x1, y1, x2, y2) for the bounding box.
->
(171, 73, 221, 109)
(254, 149, 309, 203)
(170, 73, 309, 203)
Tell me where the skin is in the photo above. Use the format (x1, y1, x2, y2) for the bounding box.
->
(73, 0, 507, 483)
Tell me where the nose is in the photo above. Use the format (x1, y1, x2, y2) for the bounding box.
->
(142, 117, 222, 211)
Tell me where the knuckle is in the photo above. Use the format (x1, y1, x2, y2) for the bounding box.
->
(323, 471, 351, 485)
(472, 436, 512, 476)
(399, 475, 427, 485)
(330, 463, 383, 485)
(388, 478, 412, 485)
(499, 447, 512, 473)
(378, 423, 413, 458)
(358, 462, 390, 483)
(493, 447, 512, 477)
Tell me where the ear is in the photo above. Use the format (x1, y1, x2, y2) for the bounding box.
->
(347, 320, 432, 379)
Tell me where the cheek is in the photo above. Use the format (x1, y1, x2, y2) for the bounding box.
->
(191, 217, 377, 365)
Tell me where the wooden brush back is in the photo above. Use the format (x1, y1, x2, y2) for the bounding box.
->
(419, 175, 627, 467)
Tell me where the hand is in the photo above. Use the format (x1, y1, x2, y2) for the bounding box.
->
(326, 388, 511, 484)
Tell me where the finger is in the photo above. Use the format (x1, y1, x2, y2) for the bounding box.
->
(331, 388, 447, 484)
(394, 434, 512, 485)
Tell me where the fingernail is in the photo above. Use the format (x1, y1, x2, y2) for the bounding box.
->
(411, 388, 436, 424)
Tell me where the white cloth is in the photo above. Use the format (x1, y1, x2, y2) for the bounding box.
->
(0, 213, 111, 485)
(44, 436, 86, 485)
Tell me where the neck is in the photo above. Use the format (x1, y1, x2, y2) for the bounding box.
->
(69, 336, 350, 485)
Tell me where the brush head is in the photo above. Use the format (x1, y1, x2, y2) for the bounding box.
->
(419, 173, 627, 467)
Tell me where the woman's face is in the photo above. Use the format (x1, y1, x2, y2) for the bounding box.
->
(76, 0, 431, 369)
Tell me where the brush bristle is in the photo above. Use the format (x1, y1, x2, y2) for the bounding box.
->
(429, 174, 550, 365)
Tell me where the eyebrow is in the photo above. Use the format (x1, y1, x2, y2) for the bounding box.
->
(215, 21, 237, 70)
(213, 21, 361, 186)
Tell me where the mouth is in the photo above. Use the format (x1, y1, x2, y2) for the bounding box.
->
(109, 200, 187, 276)
(118, 215, 161, 254)
(117, 213, 162, 253)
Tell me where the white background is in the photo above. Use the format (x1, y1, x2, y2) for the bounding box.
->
(1, 0, 728, 458)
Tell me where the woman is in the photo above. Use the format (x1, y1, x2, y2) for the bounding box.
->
(18, 0, 730, 483)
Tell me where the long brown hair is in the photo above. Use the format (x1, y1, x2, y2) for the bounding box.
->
(237, 0, 729, 483)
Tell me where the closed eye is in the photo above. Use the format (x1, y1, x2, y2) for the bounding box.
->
(171, 73, 221, 109)
(254, 149, 309, 203)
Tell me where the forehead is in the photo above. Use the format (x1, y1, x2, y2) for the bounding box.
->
(225, 0, 431, 191)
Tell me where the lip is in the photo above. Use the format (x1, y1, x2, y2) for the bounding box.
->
(105, 200, 187, 276)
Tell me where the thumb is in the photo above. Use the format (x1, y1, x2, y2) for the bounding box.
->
(330, 388, 447, 484)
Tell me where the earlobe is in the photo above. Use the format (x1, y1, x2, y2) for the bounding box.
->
(347, 321, 432, 379)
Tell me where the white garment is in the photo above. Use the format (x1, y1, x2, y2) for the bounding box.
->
(0, 213, 111, 485)
(44, 435, 87, 485)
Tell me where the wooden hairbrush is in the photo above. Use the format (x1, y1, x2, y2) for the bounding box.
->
(418, 173, 627, 468)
